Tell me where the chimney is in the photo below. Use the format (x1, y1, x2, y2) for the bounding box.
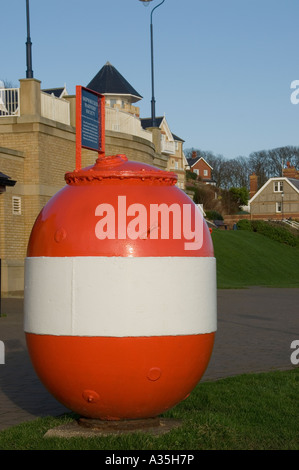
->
(282, 162, 299, 179)
(249, 173, 258, 198)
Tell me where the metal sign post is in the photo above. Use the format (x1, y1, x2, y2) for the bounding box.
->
(76, 86, 105, 170)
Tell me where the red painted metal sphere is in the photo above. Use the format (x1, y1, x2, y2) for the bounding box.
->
(24, 154, 217, 420)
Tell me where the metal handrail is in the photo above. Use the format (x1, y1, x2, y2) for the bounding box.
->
(0, 88, 20, 117)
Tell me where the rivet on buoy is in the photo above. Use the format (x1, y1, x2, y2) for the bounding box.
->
(82, 390, 100, 404)
(54, 228, 66, 243)
(147, 367, 162, 381)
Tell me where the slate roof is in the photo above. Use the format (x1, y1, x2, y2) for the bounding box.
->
(0, 171, 16, 187)
(141, 117, 163, 129)
(141, 117, 184, 142)
(186, 156, 200, 166)
(42, 88, 66, 98)
(87, 62, 142, 101)
(172, 133, 185, 143)
(288, 177, 299, 191)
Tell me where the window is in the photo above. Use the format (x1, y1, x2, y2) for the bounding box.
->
(274, 181, 283, 192)
(204, 169, 208, 176)
(276, 202, 282, 213)
(12, 196, 21, 215)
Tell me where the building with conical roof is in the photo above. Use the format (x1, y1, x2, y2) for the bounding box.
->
(86, 62, 186, 185)
(0, 63, 186, 295)
(87, 62, 142, 104)
(87, 61, 142, 122)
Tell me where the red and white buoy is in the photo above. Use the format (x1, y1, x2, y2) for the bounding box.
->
(24, 154, 217, 420)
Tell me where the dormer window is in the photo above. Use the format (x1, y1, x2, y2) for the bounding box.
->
(274, 181, 283, 192)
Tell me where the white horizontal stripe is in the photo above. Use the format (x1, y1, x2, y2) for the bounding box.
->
(24, 256, 217, 337)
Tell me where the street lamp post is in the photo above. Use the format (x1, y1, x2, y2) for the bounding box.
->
(26, 0, 34, 78)
(139, 0, 165, 127)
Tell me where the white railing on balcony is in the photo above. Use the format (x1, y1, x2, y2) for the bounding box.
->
(161, 138, 175, 155)
(105, 106, 152, 142)
(0, 88, 20, 117)
(41, 91, 70, 125)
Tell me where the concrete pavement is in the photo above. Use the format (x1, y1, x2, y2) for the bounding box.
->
(0, 287, 298, 431)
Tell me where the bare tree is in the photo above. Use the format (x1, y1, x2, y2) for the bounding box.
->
(185, 146, 299, 191)
(0, 79, 17, 88)
(248, 146, 299, 188)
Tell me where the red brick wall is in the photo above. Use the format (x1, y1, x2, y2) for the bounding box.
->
(223, 212, 299, 229)
(192, 159, 211, 179)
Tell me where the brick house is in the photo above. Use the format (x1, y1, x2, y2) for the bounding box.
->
(186, 151, 215, 184)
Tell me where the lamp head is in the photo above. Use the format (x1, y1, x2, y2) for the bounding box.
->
(139, 0, 154, 6)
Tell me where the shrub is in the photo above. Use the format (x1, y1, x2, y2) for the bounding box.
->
(237, 219, 298, 247)
(236, 219, 253, 231)
(186, 170, 197, 181)
(205, 210, 223, 221)
(185, 185, 196, 192)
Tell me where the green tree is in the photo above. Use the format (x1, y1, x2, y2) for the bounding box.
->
(229, 187, 249, 207)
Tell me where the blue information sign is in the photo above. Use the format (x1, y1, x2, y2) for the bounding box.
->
(81, 88, 101, 151)
(76, 85, 105, 169)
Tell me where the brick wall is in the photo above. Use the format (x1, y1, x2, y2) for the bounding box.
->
(223, 212, 299, 229)
(0, 117, 76, 294)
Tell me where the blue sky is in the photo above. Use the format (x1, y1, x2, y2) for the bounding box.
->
(1, 0, 299, 159)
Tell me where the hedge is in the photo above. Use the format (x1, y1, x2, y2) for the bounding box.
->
(236, 219, 298, 247)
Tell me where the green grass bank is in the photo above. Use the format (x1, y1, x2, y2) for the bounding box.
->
(211, 229, 299, 289)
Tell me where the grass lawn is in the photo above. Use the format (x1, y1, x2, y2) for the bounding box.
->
(211, 229, 299, 289)
(0, 369, 298, 450)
